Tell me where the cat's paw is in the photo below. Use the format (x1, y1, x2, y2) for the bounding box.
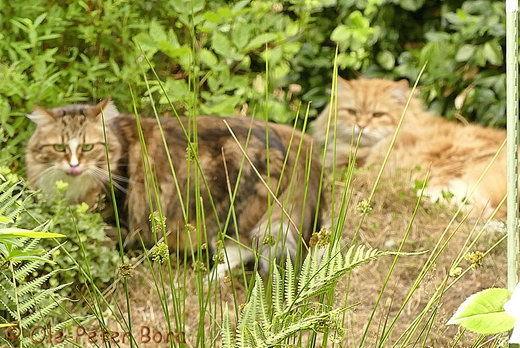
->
(203, 263, 229, 284)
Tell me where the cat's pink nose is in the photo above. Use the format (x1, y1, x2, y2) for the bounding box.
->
(69, 165, 82, 176)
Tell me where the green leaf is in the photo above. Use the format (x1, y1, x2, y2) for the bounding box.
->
(377, 50, 395, 70)
(149, 20, 167, 42)
(331, 25, 350, 43)
(232, 22, 251, 49)
(212, 31, 232, 56)
(11, 255, 55, 264)
(347, 11, 370, 29)
(448, 288, 515, 335)
(243, 33, 277, 52)
(0, 97, 10, 124)
(455, 44, 476, 62)
(200, 95, 241, 115)
(133, 33, 158, 54)
(483, 41, 503, 66)
(200, 49, 218, 66)
(171, 0, 205, 14)
(331, 12, 373, 49)
(0, 215, 14, 224)
(0, 237, 23, 247)
(400, 0, 425, 11)
(222, 303, 234, 347)
(0, 324, 16, 328)
(0, 228, 65, 239)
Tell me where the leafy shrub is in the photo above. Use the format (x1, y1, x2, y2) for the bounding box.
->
(295, 0, 506, 127)
(0, 167, 121, 295)
(0, 0, 507, 170)
(0, 175, 73, 347)
(221, 243, 393, 347)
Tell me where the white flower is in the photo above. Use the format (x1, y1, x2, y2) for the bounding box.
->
(504, 283, 520, 343)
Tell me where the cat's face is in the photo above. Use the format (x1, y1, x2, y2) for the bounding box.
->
(335, 78, 410, 146)
(26, 99, 121, 202)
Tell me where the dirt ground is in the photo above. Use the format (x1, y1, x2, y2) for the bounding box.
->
(101, 164, 508, 347)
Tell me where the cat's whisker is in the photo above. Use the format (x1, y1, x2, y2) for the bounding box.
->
(31, 166, 59, 183)
(87, 168, 128, 193)
(90, 167, 131, 184)
(93, 161, 130, 167)
(93, 172, 127, 194)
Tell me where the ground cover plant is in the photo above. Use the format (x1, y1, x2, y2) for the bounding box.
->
(0, 0, 515, 347)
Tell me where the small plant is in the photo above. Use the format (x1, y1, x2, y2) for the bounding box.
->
(448, 284, 520, 343)
(1, 167, 121, 295)
(221, 243, 394, 347)
(0, 175, 73, 347)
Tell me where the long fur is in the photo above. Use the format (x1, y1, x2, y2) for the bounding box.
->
(26, 101, 325, 274)
(312, 77, 508, 217)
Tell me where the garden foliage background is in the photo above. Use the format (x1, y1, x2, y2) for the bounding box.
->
(0, 1, 511, 343)
(0, 0, 506, 168)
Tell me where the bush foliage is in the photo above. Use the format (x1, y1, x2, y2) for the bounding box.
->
(0, 0, 506, 168)
(0, 168, 120, 295)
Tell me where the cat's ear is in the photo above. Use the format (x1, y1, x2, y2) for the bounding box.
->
(27, 105, 55, 124)
(337, 76, 352, 94)
(391, 79, 410, 103)
(89, 97, 119, 121)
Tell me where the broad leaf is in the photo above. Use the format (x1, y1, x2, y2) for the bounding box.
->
(243, 33, 277, 52)
(455, 44, 476, 62)
(11, 255, 55, 264)
(0, 324, 16, 328)
(212, 31, 232, 56)
(331, 25, 350, 43)
(448, 288, 515, 335)
(200, 49, 218, 66)
(0, 216, 13, 224)
(505, 283, 520, 343)
(482, 41, 503, 66)
(0, 228, 65, 239)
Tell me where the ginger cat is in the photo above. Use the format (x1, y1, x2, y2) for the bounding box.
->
(312, 77, 508, 217)
(26, 99, 324, 277)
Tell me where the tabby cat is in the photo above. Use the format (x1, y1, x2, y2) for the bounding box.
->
(312, 77, 508, 217)
(26, 99, 324, 277)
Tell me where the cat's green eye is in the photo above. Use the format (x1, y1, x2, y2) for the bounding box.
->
(82, 144, 94, 152)
(346, 108, 358, 116)
(53, 144, 65, 152)
(373, 112, 387, 118)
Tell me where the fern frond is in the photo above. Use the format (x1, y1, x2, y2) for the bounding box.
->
(0, 176, 71, 345)
(284, 253, 295, 307)
(20, 315, 79, 346)
(19, 282, 71, 313)
(237, 300, 255, 347)
(17, 268, 66, 297)
(298, 250, 313, 294)
(221, 303, 235, 348)
(15, 243, 65, 281)
(236, 319, 251, 348)
(221, 243, 393, 348)
(293, 245, 386, 307)
(253, 274, 268, 330)
(0, 297, 17, 319)
(267, 308, 345, 345)
(272, 266, 283, 317)
(0, 190, 23, 217)
(0, 278, 16, 303)
(327, 242, 343, 277)
(0, 182, 20, 210)
(21, 299, 66, 329)
(251, 321, 268, 348)
(317, 244, 332, 282)
(20, 238, 39, 254)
